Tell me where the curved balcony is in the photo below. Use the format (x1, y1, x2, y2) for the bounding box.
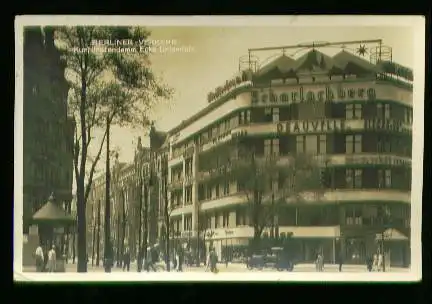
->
(197, 189, 410, 212)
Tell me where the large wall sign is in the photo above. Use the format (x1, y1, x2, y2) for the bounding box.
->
(345, 155, 411, 166)
(277, 119, 346, 134)
(364, 119, 410, 133)
(252, 85, 376, 105)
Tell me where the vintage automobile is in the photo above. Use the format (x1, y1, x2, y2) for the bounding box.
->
(246, 247, 295, 271)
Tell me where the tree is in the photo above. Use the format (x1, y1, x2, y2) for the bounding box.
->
(55, 26, 172, 272)
(234, 145, 323, 253)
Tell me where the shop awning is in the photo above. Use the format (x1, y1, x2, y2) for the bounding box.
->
(375, 228, 409, 242)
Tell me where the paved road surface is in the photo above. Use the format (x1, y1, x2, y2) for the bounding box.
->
(22, 262, 408, 273)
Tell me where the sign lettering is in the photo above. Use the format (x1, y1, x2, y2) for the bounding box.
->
(252, 85, 376, 105)
(208, 71, 251, 103)
(277, 119, 346, 134)
(346, 155, 411, 166)
(363, 119, 409, 133)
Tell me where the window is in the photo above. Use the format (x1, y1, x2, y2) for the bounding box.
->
(378, 169, 392, 188)
(305, 135, 318, 154)
(184, 216, 192, 231)
(264, 139, 279, 156)
(214, 213, 219, 228)
(224, 119, 230, 131)
(223, 211, 230, 228)
(377, 103, 391, 119)
(206, 185, 212, 200)
(236, 208, 247, 226)
(377, 135, 391, 153)
(296, 136, 305, 153)
(246, 110, 251, 124)
(384, 104, 391, 119)
(215, 184, 220, 197)
(206, 215, 212, 229)
(345, 135, 362, 153)
(345, 205, 363, 225)
(223, 180, 229, 195)
(272, 107, 280, 122)
(346, 169, 362, 188)
(345, 104, 362, 119)
(318, 135, 327, 154)
(404, 108, 413, 124)
(185, 186, 192, 204)
(239, 112, 244, 125)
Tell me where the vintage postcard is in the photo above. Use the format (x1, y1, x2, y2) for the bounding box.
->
(14, 15, 425, 282)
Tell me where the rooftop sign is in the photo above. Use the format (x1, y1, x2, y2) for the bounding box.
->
(207, 71, 252, 103)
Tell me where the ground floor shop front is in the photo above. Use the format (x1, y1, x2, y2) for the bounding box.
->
(200, 226, 410, 268)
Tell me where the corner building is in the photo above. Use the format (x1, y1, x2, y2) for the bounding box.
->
(166, 46, 412, 267)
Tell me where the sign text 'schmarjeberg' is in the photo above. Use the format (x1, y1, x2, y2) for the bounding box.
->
(252, 85, 376, 104)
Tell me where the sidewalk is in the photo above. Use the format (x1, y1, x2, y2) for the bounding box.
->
(22, 262, 409, 273)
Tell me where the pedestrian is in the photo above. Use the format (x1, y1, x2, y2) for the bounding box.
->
(366, 255, 373, 272)
(177, 246, 184, 272)
(34, 244, 45, 272)
(210, 248, 218, 273)
(377, 252, 383, 272)
(319, 253, 324, 272)
(47, 245, 57, 273)
(372, 253, 378, 271)
(123, 247, 131, 272)
(315, 253, 321, 272)
(146, 247, 157, 272)
(338, 252, 344, 272)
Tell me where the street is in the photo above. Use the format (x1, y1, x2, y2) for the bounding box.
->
(22, 262, 409, 273)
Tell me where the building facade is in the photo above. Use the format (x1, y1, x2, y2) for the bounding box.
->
(86, 130, 165, 263)
(163, 46, 412, 267)
(23, 26, 75, 233)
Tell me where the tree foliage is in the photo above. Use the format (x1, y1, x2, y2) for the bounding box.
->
(233, 144, 323, 251)
(55, 26, 173, 272)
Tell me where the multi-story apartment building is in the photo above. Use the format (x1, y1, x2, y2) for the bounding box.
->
(164, 45, 412, 267)
(23, 26, 75, 233)
(86, 126, 166, 263)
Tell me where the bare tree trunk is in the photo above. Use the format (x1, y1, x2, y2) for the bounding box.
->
(104, 117, 112, 273)
(116, 214, 121, 267)
(91, 205, 96, 266)
(137, 179, 143, 272)
(143, 184, 149, 268)
(65, 200, 72, 263)
(121, 189, 127, 267)
(96, 199, 101, 266)
(72, 225, 76, 264)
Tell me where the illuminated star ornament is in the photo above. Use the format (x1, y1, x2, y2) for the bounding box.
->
(356, 44, 368, 56)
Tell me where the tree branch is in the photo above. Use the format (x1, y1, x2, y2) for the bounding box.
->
(84, 126, 108, 203)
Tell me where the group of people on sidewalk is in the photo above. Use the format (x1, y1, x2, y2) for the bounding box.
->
(34, 244, 58, 272)
(337, 251, 385, 272)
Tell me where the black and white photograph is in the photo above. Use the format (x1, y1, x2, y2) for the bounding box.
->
(14, 16, 425, 282)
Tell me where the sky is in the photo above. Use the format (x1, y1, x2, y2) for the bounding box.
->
(86, 25, 415, 182)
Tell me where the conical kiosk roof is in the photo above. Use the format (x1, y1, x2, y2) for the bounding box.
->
(32, 193, 75, 225)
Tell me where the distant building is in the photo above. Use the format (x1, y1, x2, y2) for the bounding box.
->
(22, 26, 75, 233)
(163, 44, 412, 267)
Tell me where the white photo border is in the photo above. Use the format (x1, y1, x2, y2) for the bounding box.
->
(14, 15, 425, 282)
